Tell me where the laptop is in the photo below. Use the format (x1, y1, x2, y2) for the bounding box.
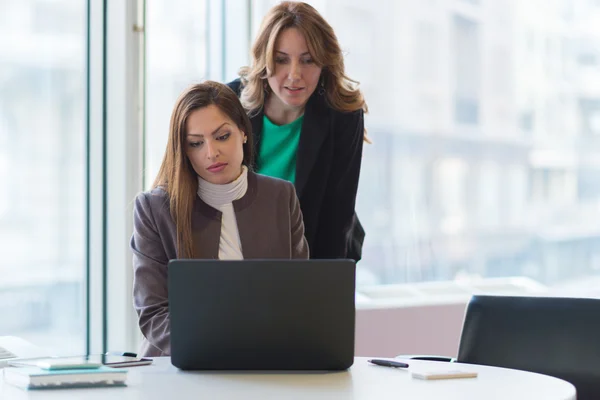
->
(168, 259, 356, 371)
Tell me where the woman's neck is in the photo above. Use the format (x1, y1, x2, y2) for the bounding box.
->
(197, 166, 248, 209)
(264, 95, 305, 125)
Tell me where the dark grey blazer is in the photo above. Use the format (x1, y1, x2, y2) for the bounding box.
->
(131, 171, 309, 357)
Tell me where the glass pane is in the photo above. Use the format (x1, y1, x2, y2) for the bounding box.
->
(145, 0, 208, 188)
(249, 1, 600, 293)
(0, 1, 87, 354)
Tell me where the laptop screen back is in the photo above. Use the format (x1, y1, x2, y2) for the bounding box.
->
(168, 259, 356, 370)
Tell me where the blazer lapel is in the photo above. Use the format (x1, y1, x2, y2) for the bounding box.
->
(232, 171, 261, 259)
(295, 94, 330, 198)
(191, 197, 221, 259)
(235, 210, 264, 259)
(250, 112, 263, 170)
(250, 94, 330, 198)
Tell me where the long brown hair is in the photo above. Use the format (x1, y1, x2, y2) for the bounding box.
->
(152, 81, 254, 258)
(239, 1, 368, 133)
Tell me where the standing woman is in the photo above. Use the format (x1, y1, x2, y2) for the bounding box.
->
(228, 1, 367, 260)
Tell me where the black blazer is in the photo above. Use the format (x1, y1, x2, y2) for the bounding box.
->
(227, 79, 365, 260)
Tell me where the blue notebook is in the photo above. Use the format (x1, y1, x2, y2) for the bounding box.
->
(3, 366, 127, 390)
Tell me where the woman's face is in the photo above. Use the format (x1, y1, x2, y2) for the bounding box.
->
(185, 105, 246, 185)
(267, 27, 322, 111)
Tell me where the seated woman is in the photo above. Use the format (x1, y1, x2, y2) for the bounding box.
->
(131, 81, 309, 357)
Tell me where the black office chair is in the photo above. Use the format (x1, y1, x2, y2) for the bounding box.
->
(400, 295, 600, 400)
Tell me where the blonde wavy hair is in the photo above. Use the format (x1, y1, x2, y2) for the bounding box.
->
(239, 2, 369, 139)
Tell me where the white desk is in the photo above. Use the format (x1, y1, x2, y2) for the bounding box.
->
(0, 357, 576, 400)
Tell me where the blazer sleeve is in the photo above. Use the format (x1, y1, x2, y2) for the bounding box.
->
(130, 192, 171, 355)
(288, 183, 310, 259)
(314, 109, 364, 258)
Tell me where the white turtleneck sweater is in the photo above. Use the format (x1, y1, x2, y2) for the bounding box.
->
(197, 166, 248, 260)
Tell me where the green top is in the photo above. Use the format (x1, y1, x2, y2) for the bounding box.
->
(256, 114, 304, 183)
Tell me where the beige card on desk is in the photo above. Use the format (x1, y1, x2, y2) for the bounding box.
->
(411, 369, 478, 380)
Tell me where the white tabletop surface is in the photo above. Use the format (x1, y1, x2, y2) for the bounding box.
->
(0, 357, 576, 400)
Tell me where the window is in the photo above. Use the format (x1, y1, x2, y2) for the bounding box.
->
(453, 14, 480, 125)
(414, 21, 439, 82)
(520, 110, 534, 132)
(0, 0, 86, 354)
(145, 0, 249, 188)
(246, 0, 600, 292)
(140, 0, 600, 297)
(579, 99, 600, 136)
(144, 0, 209, 188)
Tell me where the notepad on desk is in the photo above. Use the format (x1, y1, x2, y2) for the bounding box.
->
(411, 369, 478, 380)
(3, 366, 128, 390)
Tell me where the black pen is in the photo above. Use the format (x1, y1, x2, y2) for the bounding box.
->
(368, 359, 409, 368)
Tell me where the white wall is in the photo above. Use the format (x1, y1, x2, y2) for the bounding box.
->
(355, 302, 468, 357)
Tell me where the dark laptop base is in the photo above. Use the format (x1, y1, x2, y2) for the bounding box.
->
(168, 259, 356, 371)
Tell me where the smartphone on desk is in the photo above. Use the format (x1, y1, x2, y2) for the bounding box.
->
(101, 354, 153, 368)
